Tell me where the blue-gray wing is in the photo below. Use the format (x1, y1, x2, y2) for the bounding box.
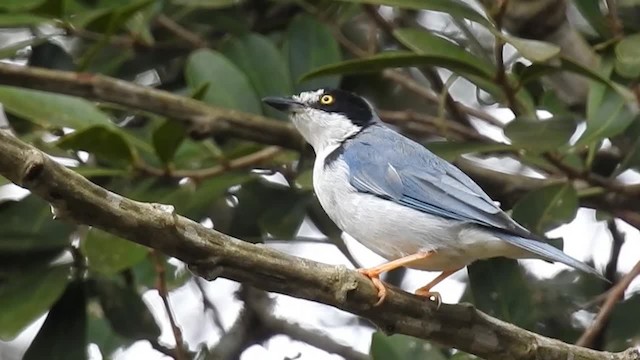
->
(341, 125, 528, 235)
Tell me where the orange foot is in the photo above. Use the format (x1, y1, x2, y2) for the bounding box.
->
(355, 252, 432, 306)
(414, 267, 463, 309)
(357, 268, 388, 306)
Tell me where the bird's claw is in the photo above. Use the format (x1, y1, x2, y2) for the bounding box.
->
(357, 268, 387, 306)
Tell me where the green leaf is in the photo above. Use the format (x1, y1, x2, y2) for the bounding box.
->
(606, 294, 640, 351)
(286, 15, 342, 91)
(468, 258, 534, 327)
(336, 0, 492, 28)
(301, 51, 491, 81)
(0, 14, 49, 27)
(501, 35, 560, 63)
(370, 332, 447, 360)
(574, 0, 610, 38)
(0, 265, 70, 340)
(512, 183, 578, 234)
(81, 228, 149, 275)
(560, 58, 633, 101)
(94, 278, 160, 341)
(171, 0, 242, 8)
(57, 126, 136, 163)
(185, 49, 262, 114)
(23, 281, 86, 360)
(504, 116, 577, 152)
(0, 86, 112, 129)
(615, 33, 640, 78)
(221, 33, 293, 119)
(152, 120, 186, 164)
(393, 28, 495, 77)
(0, 0, 45, 11)
(0, 196, 73, 251)
(425, 141, 513, 161)
(88, 312, 124, 358)
(578, 86, 635, 147)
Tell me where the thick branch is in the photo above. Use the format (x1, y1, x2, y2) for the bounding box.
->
(0, 132, 638, 360)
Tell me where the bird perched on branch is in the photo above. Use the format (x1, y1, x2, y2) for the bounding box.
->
(263, 88, 604, 306)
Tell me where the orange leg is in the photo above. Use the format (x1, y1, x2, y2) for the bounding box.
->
(357, 252, 432, 306)
(414, 267, 463, 308)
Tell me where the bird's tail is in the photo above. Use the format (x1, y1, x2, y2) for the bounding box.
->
(499, 233, 607, 281)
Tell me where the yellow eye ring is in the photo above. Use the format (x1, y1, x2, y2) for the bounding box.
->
(320, 94, 334, 105)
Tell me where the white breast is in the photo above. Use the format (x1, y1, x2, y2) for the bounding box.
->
(312, 146, 524, 271)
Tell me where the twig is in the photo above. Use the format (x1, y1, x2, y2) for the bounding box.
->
(605, 0, 624, 39)
(194, 277, 226, 334)
(576, 259, 640, 347)
(151, 250, 188, 360)
(155, 14, 209, 48)
(136, 146, 282, 180)
(362, 4, 472, 127)
(1, 128, 640, 360)
(605, 220, 625, 281)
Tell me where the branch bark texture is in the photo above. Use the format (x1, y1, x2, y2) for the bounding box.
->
(0, 132, 638, 360)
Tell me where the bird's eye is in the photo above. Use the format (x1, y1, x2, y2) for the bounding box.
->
(320, 94, 334, 105)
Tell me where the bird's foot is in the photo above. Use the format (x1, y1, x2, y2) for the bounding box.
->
(357, 268, 388, 306)
(415, 288, 442, 309)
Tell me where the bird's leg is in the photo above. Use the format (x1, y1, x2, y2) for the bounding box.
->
(357, 252, 432, 306)
(414, 267, 462, 308)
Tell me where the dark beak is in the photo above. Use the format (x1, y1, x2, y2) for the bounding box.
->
(262, 96, 303, 112)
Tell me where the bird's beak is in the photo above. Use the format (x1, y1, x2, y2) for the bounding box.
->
(262, 96, 303, 112)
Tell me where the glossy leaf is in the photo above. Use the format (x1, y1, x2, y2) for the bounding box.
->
(504, 116, 577, 152)
(94, 278, 161, 341)
(502, 35, 560, 63)
(0, 265, 70, 340)
(152, 119, 185, 164)
(221, 33, 293, 119)
(577, 86, 635, 146)
(301, 51, 491, 81)
(512, 183, 578, 234)
(468, 258, 534, 327)
(394, 28, 495, 77)
(336, 0, 492, 28)
(286, 15, 342, 91)
(57, 126, 136, 163)
(23, 281, 86, 360)
(0, 86, 112, 129)
(0, 196, 73, 251)
(615, 33, 640, 78)
(185, 49, 262, 114)
(370, 332, 447, 360)
(574, 0, 610, 37)
(81, 228, 149, 275)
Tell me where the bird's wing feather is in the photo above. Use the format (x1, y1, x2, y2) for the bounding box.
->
(341, 126, 529, 236)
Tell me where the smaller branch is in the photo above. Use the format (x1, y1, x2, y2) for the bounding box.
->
(194, 277, 226, 334)
(265, 317, 369, 360)
(379, 110, 491, 142)
(152, 250, 188, 360)
(362, 4, 471, 127)
(149, 339, 179, 358)
(154, 14, 209, 48)
(605, 0, 624, 38)
(577, 259, 640, 347)
(136, 146, 282, 180)
(605, 220, 625, 282)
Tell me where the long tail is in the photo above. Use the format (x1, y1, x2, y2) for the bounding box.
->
(499, 233, 607, 281)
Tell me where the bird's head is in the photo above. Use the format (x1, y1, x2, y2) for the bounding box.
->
(263, 88, 378, 152)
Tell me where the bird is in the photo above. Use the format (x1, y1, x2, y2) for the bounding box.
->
(262, 88, 604, 306)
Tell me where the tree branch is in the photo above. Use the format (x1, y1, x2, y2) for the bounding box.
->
(0, 131, 638, 360)
(576, 259, 640, 348)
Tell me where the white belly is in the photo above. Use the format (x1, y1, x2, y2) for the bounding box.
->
(313, 154, 524, 271)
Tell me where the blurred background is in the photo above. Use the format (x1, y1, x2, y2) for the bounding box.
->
(0, 0, 639, 359)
